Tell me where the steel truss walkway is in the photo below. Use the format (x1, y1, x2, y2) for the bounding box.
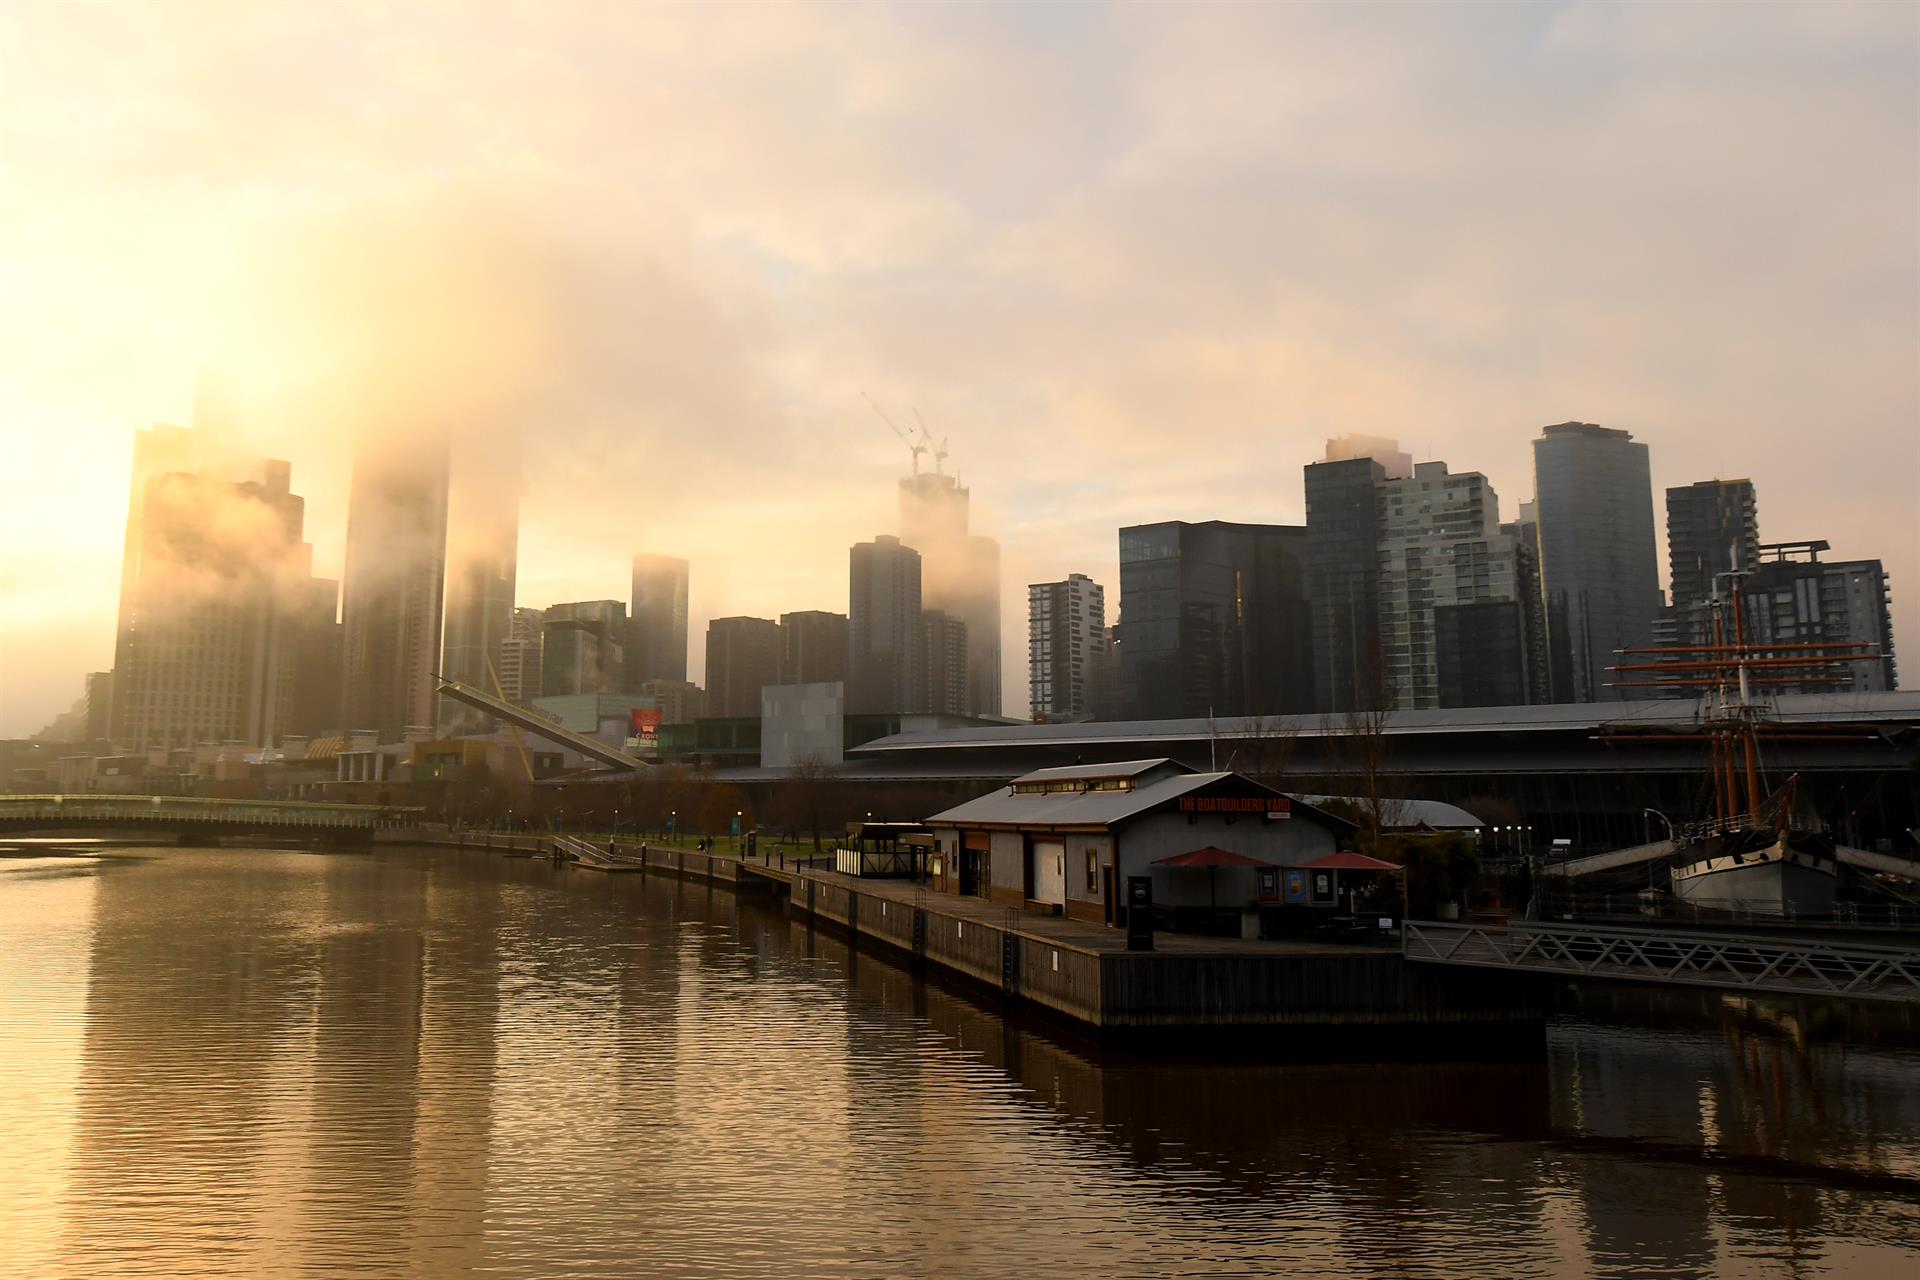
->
(1405, 919, 1920, 1004)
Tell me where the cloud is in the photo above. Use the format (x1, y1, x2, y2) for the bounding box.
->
(0, 0, 1913, 733)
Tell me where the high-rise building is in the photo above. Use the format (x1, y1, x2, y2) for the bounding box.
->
(1376, 463, 1545, 710)
(1494, 501, 1553, 706)
(1531, 422, 1661, 702)
(637, 679, 707, 726)
(1308, 457, 1545, 713)
(440, 464, 520, 731)
(1742, 542, 1897, 692)
(84, 672, 112, 742)
(704, 616, 783, 718)
(920, 610, 970, 717)
(1085, 624, 1122, 721)
(110, 455, 311, 750)
(1116, 521, 1313, 720)
(629, 554, 690, 687)
(900, 471, 1000, 717)
(496, 607, 545, 705)
(779, 610, 848, 686)
(1305, 457, 1388, 713)
(1322, 433, 1413, 480)
(849, 534, 922, 715)
(109, 423, 201, 743)
(1667, 479, 1759, 610)
(541, 601, 627, 698)
(341, 437, 450, 740)
(1028, 574, 1107, 722)
(285, 576, 343, 738)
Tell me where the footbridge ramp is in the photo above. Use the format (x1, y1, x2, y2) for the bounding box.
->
(434, 677, 648, 772)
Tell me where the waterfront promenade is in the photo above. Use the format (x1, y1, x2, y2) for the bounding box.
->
(417, 830, 1544, 1040)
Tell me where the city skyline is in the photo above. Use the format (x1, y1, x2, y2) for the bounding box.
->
(3, 2, 1915, 734)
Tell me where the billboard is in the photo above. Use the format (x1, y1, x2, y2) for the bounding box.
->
(628, 707, 662, 742)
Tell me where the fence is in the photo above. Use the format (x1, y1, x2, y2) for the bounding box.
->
(1405, 918, 1920, 1004)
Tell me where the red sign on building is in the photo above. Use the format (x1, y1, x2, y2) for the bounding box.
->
(1177, 795, 1290, 817)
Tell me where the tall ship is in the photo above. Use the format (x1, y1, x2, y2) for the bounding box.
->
(1586, 577, 1905, 917)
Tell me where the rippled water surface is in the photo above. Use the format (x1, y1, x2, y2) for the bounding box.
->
(2, 845, 1917, 1278)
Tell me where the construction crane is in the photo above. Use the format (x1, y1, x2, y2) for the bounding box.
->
(913, 409, 949, 475)
(863, 392, 924, 474)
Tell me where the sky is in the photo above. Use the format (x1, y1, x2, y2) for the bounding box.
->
(1, 0, 1915, 735)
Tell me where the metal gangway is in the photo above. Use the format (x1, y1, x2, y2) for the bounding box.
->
(550, 834, 653, 869)
(1405, 918, 1920, 1005)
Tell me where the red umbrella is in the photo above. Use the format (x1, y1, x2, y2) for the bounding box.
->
(1156, 846, 1273, 868)
(1155, 847, 1272, 909)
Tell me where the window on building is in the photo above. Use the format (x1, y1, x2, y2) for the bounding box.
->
(1086, 848, 1099, 894)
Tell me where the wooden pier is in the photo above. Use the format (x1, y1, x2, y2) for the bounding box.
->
(417, 831, 1546, 1040)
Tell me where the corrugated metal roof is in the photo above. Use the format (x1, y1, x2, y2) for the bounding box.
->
(852, 691, 1920, 755)
(1012, 758, 1182, 784)
(927, 770, 1236, 828)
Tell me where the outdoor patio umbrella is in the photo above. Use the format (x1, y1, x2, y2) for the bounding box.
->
(1297, 849, 1402, 914)
(1154, 846, 1274, 909)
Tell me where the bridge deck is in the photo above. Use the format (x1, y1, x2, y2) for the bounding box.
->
(0, 794, 423, 831)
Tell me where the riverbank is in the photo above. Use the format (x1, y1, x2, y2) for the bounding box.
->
(411, 830, 1547, 1045)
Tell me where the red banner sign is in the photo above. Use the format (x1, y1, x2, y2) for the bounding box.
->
(628, 708, 662, 741)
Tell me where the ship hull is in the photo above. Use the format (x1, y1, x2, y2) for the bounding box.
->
(1669, 838, 1837, 916)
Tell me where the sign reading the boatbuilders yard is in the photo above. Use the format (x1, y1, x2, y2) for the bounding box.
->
(1178, 795, 1289, 817)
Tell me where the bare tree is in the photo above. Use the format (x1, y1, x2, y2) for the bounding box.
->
(1229, 713, 1305, 788)
(771, 751, 844, 850)
(1335, 638, 1401, 835)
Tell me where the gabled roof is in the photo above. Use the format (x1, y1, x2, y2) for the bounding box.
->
(928, 769, 1243, 829)
(1013, 758, 1185, 785)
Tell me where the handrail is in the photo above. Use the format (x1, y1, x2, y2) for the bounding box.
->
(1405, 918, 1920, 1004)
(0, 793, 424, 814)
(0, 794, 424, 829)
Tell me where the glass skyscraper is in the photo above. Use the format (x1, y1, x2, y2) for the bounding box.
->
(1116, 521, 1313, 721)
(1531, 422, 1661, 702)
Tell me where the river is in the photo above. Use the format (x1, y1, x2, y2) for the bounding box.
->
(1, 844, 1916, 1278)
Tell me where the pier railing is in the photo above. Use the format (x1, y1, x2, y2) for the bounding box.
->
(1405, 918, 1920, 1004)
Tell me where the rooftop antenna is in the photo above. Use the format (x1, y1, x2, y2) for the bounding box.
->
(862, 392, 923, 474)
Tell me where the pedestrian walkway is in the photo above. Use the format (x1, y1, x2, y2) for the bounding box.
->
(734, 851, 1370, 958)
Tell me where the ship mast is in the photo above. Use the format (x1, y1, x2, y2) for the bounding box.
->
(1607, 572, 1880, 835)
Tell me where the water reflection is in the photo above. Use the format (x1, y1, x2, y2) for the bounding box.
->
(0, 846, 1914, 1279)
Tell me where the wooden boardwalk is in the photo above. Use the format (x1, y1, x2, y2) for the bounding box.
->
(414, 831, 1543, 1037)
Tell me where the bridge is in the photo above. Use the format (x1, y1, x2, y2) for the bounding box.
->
(434, 676, 648, 771)
(0, 794, 423, 843)
(1406, 918, 1920, 1005)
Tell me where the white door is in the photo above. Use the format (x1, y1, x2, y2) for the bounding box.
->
(1031, 839, 1067, 906)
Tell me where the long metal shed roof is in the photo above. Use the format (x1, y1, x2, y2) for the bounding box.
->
(852, 691, 1920, 755)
